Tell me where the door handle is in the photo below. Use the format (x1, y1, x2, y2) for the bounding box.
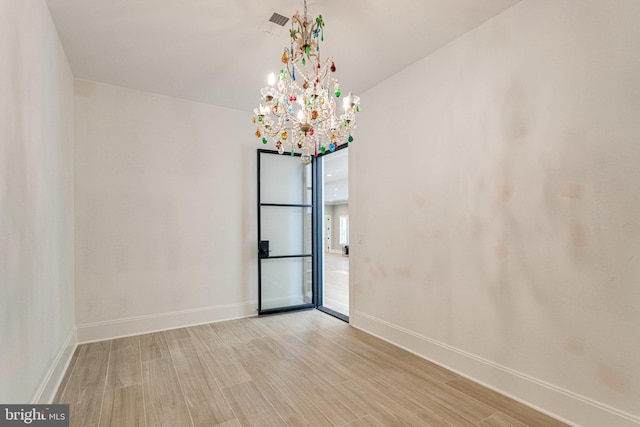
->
(258, 240, 271, 258)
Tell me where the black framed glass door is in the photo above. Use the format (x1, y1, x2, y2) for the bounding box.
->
(257, 149, 315, 315)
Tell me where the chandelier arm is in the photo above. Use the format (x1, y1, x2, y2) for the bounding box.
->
(285, 60, 297, 82)
(316, 67, 329, 84)
(311, 115, 333, 126)
(263, 118, 288, 139)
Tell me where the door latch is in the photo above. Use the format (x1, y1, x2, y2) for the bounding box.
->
(258, 240, 271, 258)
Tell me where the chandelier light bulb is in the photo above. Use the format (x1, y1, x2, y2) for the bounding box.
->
(301, 147, 312, 164)
(267, 73, 276, 86)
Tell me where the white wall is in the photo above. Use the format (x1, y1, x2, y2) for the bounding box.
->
(350, 1, 640, 426)
(74, 81, 258, 341)
(0, 0, 75, 403)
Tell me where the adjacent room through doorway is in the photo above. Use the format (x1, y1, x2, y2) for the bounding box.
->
(319, 147, 349, 319)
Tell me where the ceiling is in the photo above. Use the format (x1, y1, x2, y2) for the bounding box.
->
(45, 0, 520, 113)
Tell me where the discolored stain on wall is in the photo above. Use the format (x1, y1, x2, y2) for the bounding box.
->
(495, 244, 508, 259)
(596, 363, 630, 394)
(558, 184, 584, 200)
(569, 223, 586, 247)
(511, 119, 529, 141)
(498, 185, 513, 202)
(415, 196, 427, 208)
(564, 339, 585, 356)
(395, 266, 412, 278)
(74, 79, 97, 97)
(374, 263, 388, 279)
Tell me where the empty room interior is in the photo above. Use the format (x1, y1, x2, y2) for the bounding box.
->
(2, 0, 639, 426)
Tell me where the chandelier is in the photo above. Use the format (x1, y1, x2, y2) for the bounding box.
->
(253, 0, 360, 163)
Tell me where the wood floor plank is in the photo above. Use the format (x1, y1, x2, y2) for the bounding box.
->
(105, 337, 141, 392)
(212, 420, 241, 427)
(142, 357, 192, 427)
(187, 325, 252, 388)
(323, 324, 457, 384)
(245, 352, 366, 426)
(343, 414, 390, 427)
(251, 376, 333, 426)
(57, 341, 110, 427)
(209, 320, 262, 361)
(210, 319, 263, 343)
(364, 374, 476, 426)
(377, 367, 495, 424)
(478, 412, 529, 427)
(222, 381, 286, 426)
(187, 324, 225, 350)
(167, 338, 236, 426)
(269, 331, 353, 385)
(292, 382, 366, 426)
(241, 354, 336, 426)
(139, 332, 170, 362)
(246, 336, 289, 361)
(337, 377, 431, 426)
(446, 376, 568, 427)
(163, 327, 191, 341)
(99, 384, 145, 427)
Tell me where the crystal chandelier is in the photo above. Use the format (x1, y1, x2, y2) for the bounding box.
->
(253, 0, 360, 163)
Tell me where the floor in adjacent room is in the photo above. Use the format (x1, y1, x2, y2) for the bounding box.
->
(55, 310, 567, 427)
(323, 252, 349, 316)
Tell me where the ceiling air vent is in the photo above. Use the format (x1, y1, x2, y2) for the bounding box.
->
(268, 12, 289, 27)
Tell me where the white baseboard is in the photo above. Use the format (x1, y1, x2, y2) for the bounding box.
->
(32, 327, 77, 404)
(77, 302, 257, 343)
(351, 310, 640, 427)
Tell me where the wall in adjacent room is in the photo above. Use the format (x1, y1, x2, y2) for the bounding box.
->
(74, 81, 257, 341)
(0, 0, 76, 403)
(350, 1, 640, 426)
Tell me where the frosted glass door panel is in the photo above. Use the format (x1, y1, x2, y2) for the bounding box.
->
(261, 257, 313, 310)
(261, 206, 312, 257)
(260, 153, 312, 205)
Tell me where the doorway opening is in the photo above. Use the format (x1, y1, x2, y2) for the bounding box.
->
(257, 147, 349, 321)
(318, 147, 349, 320)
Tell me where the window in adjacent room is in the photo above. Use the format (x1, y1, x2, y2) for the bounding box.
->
(339, 215, 349, 245)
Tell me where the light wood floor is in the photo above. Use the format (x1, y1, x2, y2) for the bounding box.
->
(54, 310, 567, 427)
(323, 253, 349, 316)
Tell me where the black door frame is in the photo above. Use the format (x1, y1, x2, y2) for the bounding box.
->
(257, 149, 315, 315)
